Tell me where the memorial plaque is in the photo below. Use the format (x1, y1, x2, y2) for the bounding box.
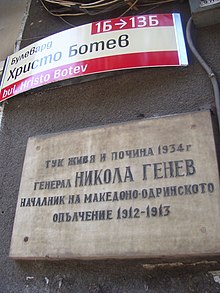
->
(10, 111, 220, 259)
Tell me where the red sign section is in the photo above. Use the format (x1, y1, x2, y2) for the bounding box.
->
(91, 14, 174, 34)
(0, 51, 179, 101)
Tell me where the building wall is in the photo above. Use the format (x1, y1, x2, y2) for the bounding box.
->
(0, 0, 31, 70)
(0, 0, 220, 292)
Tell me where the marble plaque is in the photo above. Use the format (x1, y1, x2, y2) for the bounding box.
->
(10, 111, 220, 259)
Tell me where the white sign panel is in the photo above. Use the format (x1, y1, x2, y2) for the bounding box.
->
(0, 13, 188, 102)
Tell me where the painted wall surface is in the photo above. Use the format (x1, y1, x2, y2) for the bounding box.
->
(0, 0, 31, 62)
(0, 0, 220, 292)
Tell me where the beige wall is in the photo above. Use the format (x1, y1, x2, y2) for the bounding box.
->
(0, 0, 30, 126)
(0, 0, 31, 64)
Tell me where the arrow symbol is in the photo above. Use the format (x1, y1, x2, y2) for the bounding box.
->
(115, 19, 127, 29)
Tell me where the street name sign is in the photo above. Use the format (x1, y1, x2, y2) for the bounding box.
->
(0, 13, 188, 102)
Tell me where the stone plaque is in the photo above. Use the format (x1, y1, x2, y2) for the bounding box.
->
(10, 111, 220, 259)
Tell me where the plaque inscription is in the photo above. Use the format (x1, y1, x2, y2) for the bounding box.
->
(10, 111, 220, 259)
